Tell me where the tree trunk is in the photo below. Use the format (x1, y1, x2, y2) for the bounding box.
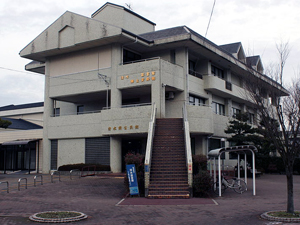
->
(286, 165, 294, 214)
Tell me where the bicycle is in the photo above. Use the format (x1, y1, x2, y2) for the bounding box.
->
(212, 174, 247, 195)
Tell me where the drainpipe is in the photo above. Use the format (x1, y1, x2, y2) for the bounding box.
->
(3, 146, 6, 174)
(36, 141, 39, 174)
(28, 143, 31, 175)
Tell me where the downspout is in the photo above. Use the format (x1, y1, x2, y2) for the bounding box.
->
(3, 146, 6, 174)
(28, 143, 31, 175)
(36, 141, 39, 174)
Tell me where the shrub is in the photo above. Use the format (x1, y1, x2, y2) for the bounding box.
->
(58, 163, 110, 171)
(193, 170, 213, 197)
(192, 154, 208, 175)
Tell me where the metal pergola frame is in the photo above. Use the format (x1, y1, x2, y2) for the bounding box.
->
(208, 145, 258, 197)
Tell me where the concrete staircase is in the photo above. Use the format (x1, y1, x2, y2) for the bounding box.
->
(148, 118, 190, 199)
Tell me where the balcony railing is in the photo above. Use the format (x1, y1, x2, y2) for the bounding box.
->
(121, 57, 160, 65)
(189, 70, 203, 79)
(51, 110, 101, 117)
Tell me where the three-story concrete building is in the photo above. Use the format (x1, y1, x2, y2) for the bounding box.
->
(20, 2, 288, 177)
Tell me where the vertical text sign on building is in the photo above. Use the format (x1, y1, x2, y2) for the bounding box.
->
(126, 164, 139, 196)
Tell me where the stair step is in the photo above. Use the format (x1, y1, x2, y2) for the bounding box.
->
(148, 194, 190, 199)
(148, 118, 190, 199)
(149, 184, 188, 188)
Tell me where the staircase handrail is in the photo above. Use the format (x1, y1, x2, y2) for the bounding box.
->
(183, 102, 193, 193)
(144, 102, 157, 196)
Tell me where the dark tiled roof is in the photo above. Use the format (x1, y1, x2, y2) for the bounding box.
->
(219, 42, 241, 54)
(0, 102, 44, 112)
(1, 117, 42, 130)
(139, 26, 188, 41)
(246, 56, 260, 66)
(139, 26, 235, 59)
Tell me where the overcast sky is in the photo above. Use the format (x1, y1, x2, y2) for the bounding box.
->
(1, 0, 299, 107)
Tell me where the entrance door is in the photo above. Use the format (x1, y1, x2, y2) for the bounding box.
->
(121, 138, 146, 172)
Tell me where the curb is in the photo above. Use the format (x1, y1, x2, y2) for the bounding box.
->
(29, 211, 88, 223)
(261, 211, 300, 223)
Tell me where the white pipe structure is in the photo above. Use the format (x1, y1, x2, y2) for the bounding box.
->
(208, 145, 257, 197)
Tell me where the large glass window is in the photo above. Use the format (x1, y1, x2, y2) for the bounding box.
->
(189, 95, 206, 106)
(211, 65, 224, 79)
(212, 102, 225, 115)
(123, 49, 141, 63)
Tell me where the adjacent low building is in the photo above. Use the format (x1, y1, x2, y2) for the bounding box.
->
(20, 2, 288, 175)
(0, 102, 44, 173)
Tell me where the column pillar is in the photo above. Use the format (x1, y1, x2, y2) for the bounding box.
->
(110, 44, 122, 109)
(110, 136, 122, 173)
(43, 61, 54, 173)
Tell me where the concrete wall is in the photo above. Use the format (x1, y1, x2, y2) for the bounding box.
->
(49, 46, 111, 77)
(92, 4, 155, 34)
(57, 139, 85, 167)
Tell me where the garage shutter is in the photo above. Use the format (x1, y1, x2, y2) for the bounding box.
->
(51, 140, 58, 170)
(85, 137, 110, 165)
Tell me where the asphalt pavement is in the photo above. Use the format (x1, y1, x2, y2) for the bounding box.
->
(0, 172, 300, 225)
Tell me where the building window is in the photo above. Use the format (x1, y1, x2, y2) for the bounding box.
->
(51, 140, 58, 170)
(123, 49, 141, 63)
(77, 105, 84, 115)
(189, 95, 205, 106)
(189, 60, 196, 75)
(212, 102, 225, 115)
(211, 65, 224, 79)
(248, 113, 255, 124)
(54, 108, 60, 117)
(232, 108, 241, 117)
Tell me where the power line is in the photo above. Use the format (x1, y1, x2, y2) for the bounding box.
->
(205, 0, 216, 38)
(0, 66, 97, 82)
(0, 66, 44, 77)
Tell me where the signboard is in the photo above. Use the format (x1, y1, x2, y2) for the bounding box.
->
(126, 164, 139, 196)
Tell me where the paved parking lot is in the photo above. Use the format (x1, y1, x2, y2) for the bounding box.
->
(0, 173, 300, 225)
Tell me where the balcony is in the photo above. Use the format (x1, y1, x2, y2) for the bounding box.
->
(186, 105, 213, 134)
(117, 57, 184, 91)
(48, 104, 152, 139)
(204, 75, 246, 101)
(49, 67, 112, 99)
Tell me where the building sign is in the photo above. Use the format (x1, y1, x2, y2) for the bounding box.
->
(126, 164, 139, 196)
(108, 125, 139, 131)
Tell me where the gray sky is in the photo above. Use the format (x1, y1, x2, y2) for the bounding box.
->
(1, 0, 299, 107)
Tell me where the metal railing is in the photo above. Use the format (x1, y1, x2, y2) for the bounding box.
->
(51, 110, 101, 117)
(34, 175, 43, 187)
(144, 103, 157, 197)
(183, 102, 193, 195)
(102, 102, 151, 110)
(70, 169, 81, 180)
(18, 178, 27, 191)
(81, 166, 96, 177)
(189, 69, 203, 79)
(51, 170, 61, 183)
(0, 181, 9, 193)
(121, 57, 160, 65)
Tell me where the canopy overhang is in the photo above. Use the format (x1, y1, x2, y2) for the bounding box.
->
(208, 145, 258, 158)
(1, 139, 40, 146)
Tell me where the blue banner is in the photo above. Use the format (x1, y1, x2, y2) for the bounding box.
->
(126, 164, 139, 195)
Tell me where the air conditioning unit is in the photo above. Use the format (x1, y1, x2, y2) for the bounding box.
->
(165, 91, 175, 100)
